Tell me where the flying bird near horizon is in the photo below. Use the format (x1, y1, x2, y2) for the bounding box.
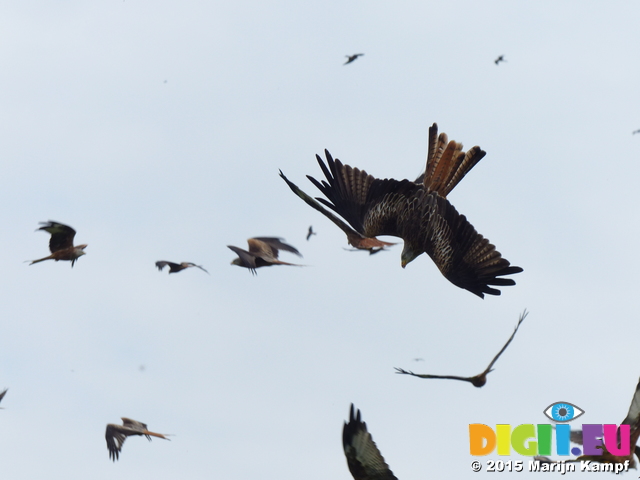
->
(395, 310, 527, 387)
(228, 237, 302, 275)
(495, 55, 506, 65)
(281, 123, 522, 297)
(343, 404, 398, 480)
(306, 225, 316, 241)
(344, 53, 364, 65)
(29, 221, 87, 267)
(105, 417, 170, 461)
(155, 261, 209, 274)
(0, 388, 7, 408)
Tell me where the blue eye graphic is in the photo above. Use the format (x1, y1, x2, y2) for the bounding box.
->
(543, 402, 585, 422)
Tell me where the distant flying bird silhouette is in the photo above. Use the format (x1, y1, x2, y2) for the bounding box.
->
(536, 377, 640, 467)
(29, 221, 87, 267)
(228, 237, 302, 275)
(155, 261, 209, 274)
(395, 310, 527, 387)
(105, 417, 170, 461)
(344, 54, 364, 65)
(0, 388, 7, 408)
(306, 225, 316, 241)
(494, 55, 506, 65)
(281, 123, 522, 297)
(280, 171, 396, 254)
(633, 129, 640, 135)
(343, 404, 398, 480)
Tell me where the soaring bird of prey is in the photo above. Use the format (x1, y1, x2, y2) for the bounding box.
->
(344, 53, 364, 65)
(537, 378, 640, 467)
(343, 404, 398, 480)
(105, 417, 170, 461)
(280, 123, 522, 297)
(155, 261, 209, 274)
(228, 237, 302, 275)
(306, 225, 316, 241)
(395, 310, 527, 387)
(29, 221, 87, 267)
(0, 388, 7, 408)
(494, 55, 506, 65)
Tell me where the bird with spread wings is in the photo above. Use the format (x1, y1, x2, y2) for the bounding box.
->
(344, 53, 364, 65)
(395, 310, 527, 387)
(228, 237, 302, 275)
(105, 417, 170, 461)
(155, 261, 209, 274)
(29, 221, 87, 267)
(536, 377, 640, 467)
(280, 123, 522, 297)
(343, 404, 398, 480)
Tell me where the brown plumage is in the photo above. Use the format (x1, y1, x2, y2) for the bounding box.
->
(343, 404, 398, 480)
(228, 237, 303, 275)
(155, 261, 209, 274)
(395, 310, 527, 387)
(105, 417, 170, 461)
(282, 123, 522, 297)
(280, 171, 396, 254)
(29, 221, 87, 267)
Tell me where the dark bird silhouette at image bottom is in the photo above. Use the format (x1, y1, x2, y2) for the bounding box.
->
(228, 237, 303, 275)
(395, 310, 527, 387)
(106, 417, 170, 461)
(343, 404, 398, 480)
(495, 55, 506, 65)
(535, 377, 640, 467)
(344, 53, 364, 65)
(281, 123, 522, 297)
(29, 221, 87, 267)
(0, 388, 7, 408)
(155, 261, 209, 274)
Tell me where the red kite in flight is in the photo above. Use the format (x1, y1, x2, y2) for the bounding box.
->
(344, 54, 364, 65)
(105, 417, 170, 461)
(343, 404, 398, 480)
(30, 221, 87, 267)
(155, 261, 209, 274)
(228, 237, 302, 275)
(395, 310, 527, 387)
(281, 123, 522, 297)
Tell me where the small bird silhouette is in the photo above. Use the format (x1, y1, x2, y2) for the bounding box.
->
(494, 55, 506, 65)
(30, 221, 87, 267)
(228, 237, 303, 275)
(0, 388, 7, 408)
(155, 261, 209, 274)
(395, 310, 527, 387)
(632, 129, 640, 135)
(344, 54, 364, 65)
(105, 417, 170, 461)
(306, 226, 316, 241)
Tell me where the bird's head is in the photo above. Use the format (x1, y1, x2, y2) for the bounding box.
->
(400, 243, 420, 268)
(230, 258, 242, 267)
(76, 244, 88, 254)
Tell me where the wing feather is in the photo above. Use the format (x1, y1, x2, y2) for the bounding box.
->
(38, 221, 77, 253)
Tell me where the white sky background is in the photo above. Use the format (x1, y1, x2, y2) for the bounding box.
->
(1, 0, 640, 478)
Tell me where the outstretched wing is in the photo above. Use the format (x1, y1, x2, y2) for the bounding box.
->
(105, 424, 128, 461)
(343, 404, 398, 480)
(156, 261, 181, 272)
(251, 237, 302, 257)
(309, 151, 522, 297)
(38, 221, 77, 253)
(0, 388, 7, 404)
(228, 245, 258, 270)
(621, 378, 640, 427)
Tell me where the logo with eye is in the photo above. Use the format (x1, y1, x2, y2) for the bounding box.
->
(543, 402, 585, 422)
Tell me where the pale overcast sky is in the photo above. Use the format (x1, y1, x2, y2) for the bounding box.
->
(2, 1, 640, 478)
